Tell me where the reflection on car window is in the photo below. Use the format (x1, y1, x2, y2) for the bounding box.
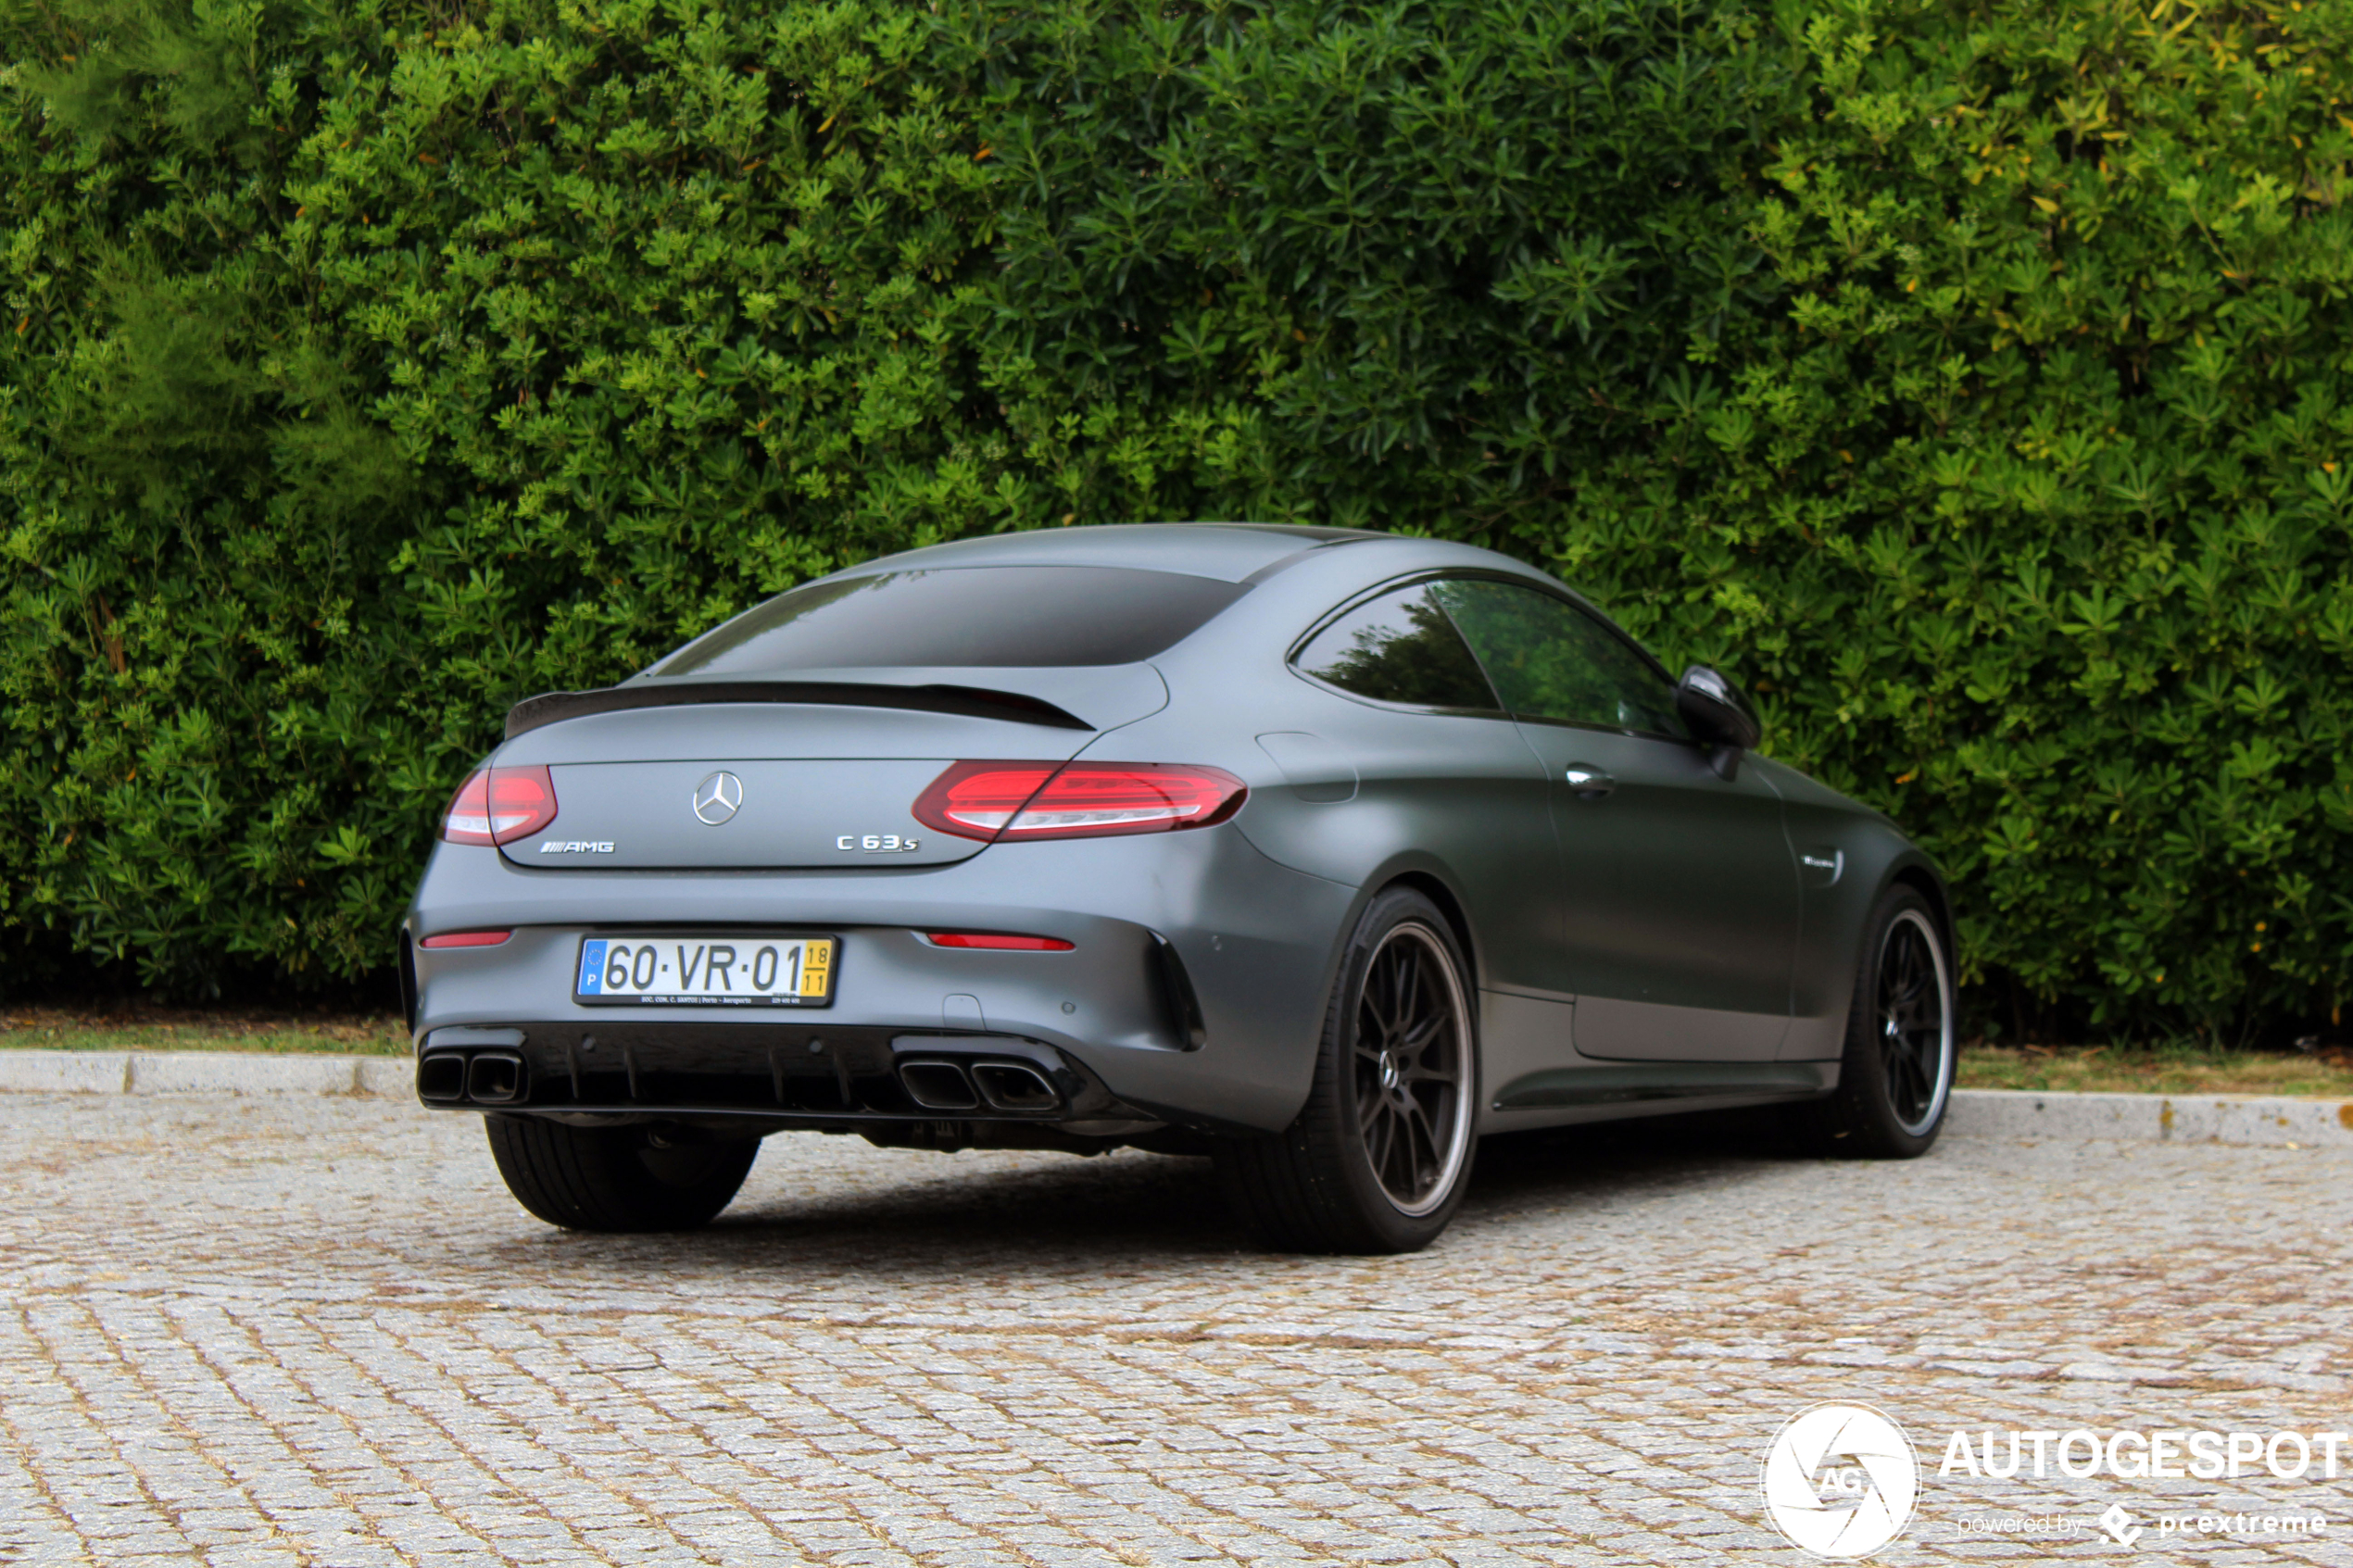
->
(1293, 584, 1500, 710)
(1434, 580, 1687, 737)
(654, 567, 1248, 672)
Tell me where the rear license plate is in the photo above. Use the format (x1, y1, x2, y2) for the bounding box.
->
(573, 935, 837, 1007)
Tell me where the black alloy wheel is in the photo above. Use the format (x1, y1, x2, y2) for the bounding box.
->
(1876, 908, 1951, 1135)
(1352, 922, 1475, 1214)
(1214, 885, 1479, 1253)
(1790, 884, 1955, 1159)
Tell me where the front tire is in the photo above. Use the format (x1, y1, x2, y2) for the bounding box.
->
(1214, 887, 1479, 1253)
(1789, 884, 1956, 1159)
(485, 1116, 759, 1232)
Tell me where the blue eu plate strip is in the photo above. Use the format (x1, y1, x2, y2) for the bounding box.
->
(577, 938, 607, 995)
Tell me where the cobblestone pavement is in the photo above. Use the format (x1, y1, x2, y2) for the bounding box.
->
(2, 1096, 2347, 1568)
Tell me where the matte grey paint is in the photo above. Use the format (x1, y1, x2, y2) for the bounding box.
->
(1510, 721, 1799, 1061)
(406, 522, 1944, 1141)
(1254, 732, 1359, 803)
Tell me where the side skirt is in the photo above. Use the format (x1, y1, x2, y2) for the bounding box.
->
(1477, 1060, 1838, 1134)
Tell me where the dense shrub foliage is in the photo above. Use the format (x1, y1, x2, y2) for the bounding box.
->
(3, 0, 2348, 1042)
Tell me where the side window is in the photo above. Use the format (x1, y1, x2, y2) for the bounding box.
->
(1293, 583, 1501, 710)
(1433, 580, 1688, 737)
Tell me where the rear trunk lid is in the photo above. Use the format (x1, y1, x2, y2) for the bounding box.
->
(490, 666, 1162, 872)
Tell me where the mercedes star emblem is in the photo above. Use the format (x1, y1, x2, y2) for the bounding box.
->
(692, 771, 743, 825)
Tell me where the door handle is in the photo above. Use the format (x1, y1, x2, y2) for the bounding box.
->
(1563, 765, 1616, 800)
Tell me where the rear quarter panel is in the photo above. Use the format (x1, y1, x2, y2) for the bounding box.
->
(1107, 545, 1567, 1003)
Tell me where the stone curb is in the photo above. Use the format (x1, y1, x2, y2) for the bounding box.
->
(1944, 1086, 2353, 1149)
(0, 1050, 409, 1098)
(0, 1051, 2348, 1148)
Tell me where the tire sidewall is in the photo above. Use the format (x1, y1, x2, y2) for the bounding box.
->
(1316, 887, 1481, 1251)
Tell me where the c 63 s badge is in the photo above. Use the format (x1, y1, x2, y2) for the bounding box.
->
(838, 834, 921, 853)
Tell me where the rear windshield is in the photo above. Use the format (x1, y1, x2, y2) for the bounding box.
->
(654, 566, 1249, 674)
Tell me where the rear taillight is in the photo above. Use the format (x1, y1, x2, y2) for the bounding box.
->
(925, 932, 1076, 951)
(911, 762, 1061, 839)
(912, 761, 1246, 842)
(440, 766, 559, 846)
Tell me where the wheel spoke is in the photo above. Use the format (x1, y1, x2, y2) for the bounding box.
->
(1882, 931, 1919, 1006)
(1894, 1043, 1928, 1116)
(1366, 1105, 1395, 1180)
(1907, 1030, 1942, 1093)
(1886, 942, 1927, 1009)
(1400, 1099, 1437, 1184)
(1884, 1054, 1914, 1121)
(1389, 1108, 1418, 1194)
(1359, 960, 1393, 1045)
(1397, 1012, 1445, 1053)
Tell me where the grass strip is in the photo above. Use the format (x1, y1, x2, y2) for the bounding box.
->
(1, 1008, 408, 1057)
(1957, 1045, 2353, 1098)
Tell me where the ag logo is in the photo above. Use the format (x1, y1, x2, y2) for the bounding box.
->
(1760, 1403, 1919, 1558)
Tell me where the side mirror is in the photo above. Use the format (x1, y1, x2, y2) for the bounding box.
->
(1676, 665, 1761, 780)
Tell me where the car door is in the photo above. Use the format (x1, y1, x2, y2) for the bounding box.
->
(1435, 579, 1799, 1060)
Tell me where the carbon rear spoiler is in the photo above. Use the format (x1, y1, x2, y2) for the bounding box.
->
(503, 681, 1092, 740)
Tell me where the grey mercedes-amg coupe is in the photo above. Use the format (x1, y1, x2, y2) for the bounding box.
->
(403, 523, 1955, 1253)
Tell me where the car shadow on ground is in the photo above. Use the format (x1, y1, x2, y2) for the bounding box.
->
(1466, 1105, 1806, 1214)
(491, 1106, 1813, 1276)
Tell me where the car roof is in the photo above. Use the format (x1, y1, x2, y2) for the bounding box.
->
(850, 522, 1384, 584)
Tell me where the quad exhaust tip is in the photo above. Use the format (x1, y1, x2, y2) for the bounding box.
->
(899, 1058, 1062, 1114)
(971, 1061, 1059, 1111)
(899, 1060, 981, 1110)
(419, 1050, 527, 1105)
(467, 1051, 526, 1103)
(418, 1053, 467, 1103)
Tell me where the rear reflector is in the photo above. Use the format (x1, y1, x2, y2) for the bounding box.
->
(925, 932, 1076, 951)
(418, 930, 513, 949)
(912, 761, 1246, 842)
(441, 766, 559, 846)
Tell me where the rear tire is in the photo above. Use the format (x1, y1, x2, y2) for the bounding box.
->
(1214, 887, 1479, 1253)
(1788, 884, 1955, 1159)
(485, 1116, 759, 1232)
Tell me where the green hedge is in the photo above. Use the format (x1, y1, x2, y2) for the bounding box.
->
(4, 0, 2349, 1043)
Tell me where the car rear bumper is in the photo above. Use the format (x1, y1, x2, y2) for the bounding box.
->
(403, 825, 1357, 1134)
